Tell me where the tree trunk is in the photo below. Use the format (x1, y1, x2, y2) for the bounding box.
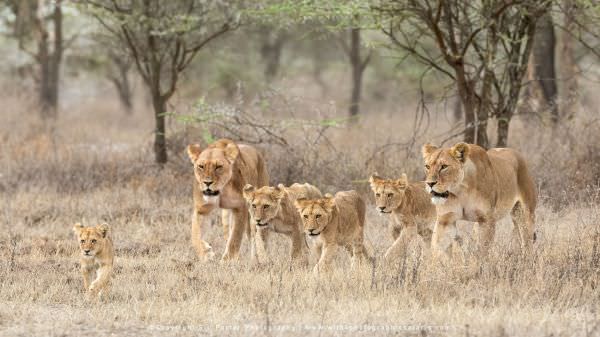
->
(349, 28, 363, 118)
(457, 76, 488, 148)
(260, 29, 285, 82)
(151, 94, 168, 164)
(531, 11, 558, 123)
(109, 54, 133, 114)
(35, 0, 62, 119)
(496, 112, 511, 147)
(561, 0, 578, 119)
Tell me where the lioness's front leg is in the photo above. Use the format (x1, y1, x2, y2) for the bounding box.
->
(314, 242, 337, 273)
(222, 207, 249, 261)
(431, 212, 458, 263)
(191, 204, 216, 260)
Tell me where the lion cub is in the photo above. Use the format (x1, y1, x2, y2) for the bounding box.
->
(369, 173, 436, 261)
(243, 183, 322, 264)
(295, 191, 371, 272)
(73, 223, 114, 299)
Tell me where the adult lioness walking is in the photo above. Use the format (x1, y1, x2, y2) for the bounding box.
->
(187, 139, 269, 261)
(422, 142, 537, 259)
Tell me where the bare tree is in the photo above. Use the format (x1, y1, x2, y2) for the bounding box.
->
(339, 28, 372, 118)
(83, 0, 239, 164)
(259, 26, 287, 82)
(529, 10, 559, 123)
(106, 50, 134, 114)
(375, 0, 551, 147)
(3, 0, 66, 118)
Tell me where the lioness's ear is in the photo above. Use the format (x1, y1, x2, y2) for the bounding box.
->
(97, 223, 109, 238)
(73, 222, 84, 234)
(187, 144, 202, 162)
(450, 142, 469, 163)
(422, 143, 438, 158)
(243, 184, 255, 201)
(223, 142, 240, 163)
(396, 173, 408, 189)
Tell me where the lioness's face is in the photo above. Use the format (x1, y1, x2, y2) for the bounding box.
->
(243, 185, 284, 227)
(369, 174, 407, 213)
(73, 223, 109, 258)
(422, 143, 468, 204)
(295, 197, 334, 236)
(187, 143, 239, 197)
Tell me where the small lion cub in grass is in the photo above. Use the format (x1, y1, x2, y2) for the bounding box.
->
(369, 173, 436, 262)
(73, 223, 114, 299)
(295, 191, 372, 273)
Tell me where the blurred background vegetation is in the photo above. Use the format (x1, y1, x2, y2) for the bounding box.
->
(0, 0, 599, 203)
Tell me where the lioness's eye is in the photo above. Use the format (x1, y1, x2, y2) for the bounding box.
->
(387, 193, 393, 198)
(91, 239, 97, 243)
(303, 214, 308, 219)
(441, 164, 448, 170)
(80, 240, 84, 243)
(252, 204, 257, 209)
(425, 165, 430, 170)
(315, 214, 321, 219)
(216, 165, 223, 170)
(375, 193, 380, 197)
(263, 205, 269, 209)
(198, 165, 204, 169)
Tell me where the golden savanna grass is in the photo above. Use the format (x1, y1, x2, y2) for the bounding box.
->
(0, 87, 599, 337)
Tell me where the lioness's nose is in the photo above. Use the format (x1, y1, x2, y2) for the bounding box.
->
(378, 206, 386, 211)
(84, 250, 90, 254)
(204, 181, 213, 187)
(255, 219, 262, 224)
(427, 181, 437, 188)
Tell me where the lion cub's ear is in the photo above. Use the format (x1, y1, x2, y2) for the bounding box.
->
(369, 174, 382, 188)
(223, 142, 240, 163)
(272, 185, 285, 201)
(395, 173, 408, 189)
(322, 195, 336, 213)
(73, 223, 84, 234)
(450, 142, 470, 163)
(294, 198, 309, 211)
(422, 143, 438, 158)
(243, 184, 255, 201)
(187, 144, 203, 162)
(97, 223, 109, 238)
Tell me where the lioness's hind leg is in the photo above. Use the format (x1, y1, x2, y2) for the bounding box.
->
(511, 202, 535, 255)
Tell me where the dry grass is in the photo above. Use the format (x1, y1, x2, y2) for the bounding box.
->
(0, 88, 599, 337)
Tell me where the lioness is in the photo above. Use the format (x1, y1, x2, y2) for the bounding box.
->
(422, 142, 537, 258)
(187, 139, 269, 261)
(73, 223, 114, 298)
(295, 191, 371, 272)
(243, 183, 322, 264)
(369, 173, 435, 261)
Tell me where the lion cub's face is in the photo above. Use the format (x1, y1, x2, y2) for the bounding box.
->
(422, 142, 468, 204)
(243, 184, 284, 227)
(73, 223, 109, 258)
(187, 143, 239, 197)
(369, 174, 408, 213)
(295, 196, 335, 236)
